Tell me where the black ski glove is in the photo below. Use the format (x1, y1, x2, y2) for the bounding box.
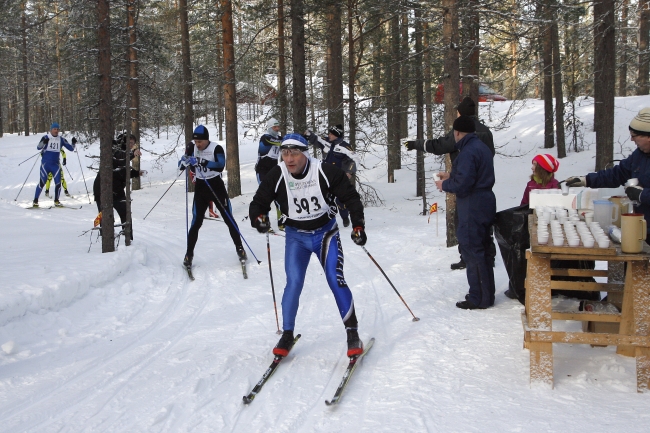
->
(564, 176, 586, 187)
(253, 215, 270, 233)
(198, 158, 209, 169)
(351, 226, 367, 246)
(625, 186, 643, 202)
(404, 141, 420, 151)
(62, 158, 66, 166)
(72, 137, 77, 145)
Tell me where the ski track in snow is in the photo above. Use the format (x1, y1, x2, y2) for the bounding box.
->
(1, 98, 650, 432)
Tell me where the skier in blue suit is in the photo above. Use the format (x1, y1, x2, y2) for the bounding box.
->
(249, 133, 367, 358)
(33, 122, 76, 207)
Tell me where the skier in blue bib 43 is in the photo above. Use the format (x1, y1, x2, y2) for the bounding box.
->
(249, 133, 367, 358)
(33, 122, 76, 208)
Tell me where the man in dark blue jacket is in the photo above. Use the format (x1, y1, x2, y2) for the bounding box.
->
(565, 107, 650, 244)
(436, 116, 496, 309)
(304, 125, 358, 227)
(405, 97, 496, 271)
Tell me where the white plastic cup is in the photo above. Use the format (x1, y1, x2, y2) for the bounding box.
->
(568, 238, 580, 247)
(538, 234, 549, 244)
(584, 212, 594, 224)
(553, 237, 565, 247)
(597, 238, 610, 248)
(583, 238, 595, 248)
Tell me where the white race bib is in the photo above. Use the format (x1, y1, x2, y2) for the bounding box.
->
(280, 159, 332, 222)
(193, 141, 221, 179)
(44, 135, 62, 154)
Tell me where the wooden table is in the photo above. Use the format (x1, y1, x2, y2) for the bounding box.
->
(523, 216, 650, 392)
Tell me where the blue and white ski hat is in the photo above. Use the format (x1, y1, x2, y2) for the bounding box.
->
(50, 122, 60, 130)
(281, 133, 308, 150)
(193, 125, 209, 140)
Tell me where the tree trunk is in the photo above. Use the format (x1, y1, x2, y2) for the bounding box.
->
(326, 2, 344, 127)
(509, 0, 519, 100)
(179, 0, 194, 145)
(387, 14, 401, 183)
(22, 2, 29, 136)
(638, 0, 649, 95)
(128, 0, 141, 191)
(551, 16, 565, 158)
(347, 0, 356, 149)
(594, 0, 616, 170)
(277, 0, 288, 131)
(415, 7, 425, 207)
(214, 14, 224, 141)
(221, 0, 241, 197)
(291, 0, 307, 132)
(442, 0, 459, 248)
(400, 12, 409, 144)
(462, 0, 480, 103)
(98, 0, 115, 253)
(619, 0, 629, 96)
(424, 22, 433, 138)
(542, 0, 554, 148)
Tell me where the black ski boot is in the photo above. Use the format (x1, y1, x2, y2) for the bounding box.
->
(450, 257, 466, 270)
(54, 200, 64, 208)
(236, 245, 247, 261)
(346, 328, 363, 357)
(64, 189, 71, 197)
(183, 255, 193, 268)
(32, 199, 39, 208)
(45, 190, 50, 198)
(273, 330, 295, 357)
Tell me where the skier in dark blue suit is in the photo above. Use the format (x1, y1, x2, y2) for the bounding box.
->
(436, 116, 496, 309)
(179, 125, 245, 268)
(33, 122, 76, 208)
(249, 133, 367, 358)
(304, 125, 358, 227)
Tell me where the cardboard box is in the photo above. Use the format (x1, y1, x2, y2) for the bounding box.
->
(529, 190, 577, 209)
(581, 320, 620, 347)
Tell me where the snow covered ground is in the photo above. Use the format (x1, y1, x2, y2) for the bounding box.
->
(0, 96, 649, 432)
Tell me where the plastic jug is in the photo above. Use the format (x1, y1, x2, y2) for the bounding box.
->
(593, 200, 618, 229)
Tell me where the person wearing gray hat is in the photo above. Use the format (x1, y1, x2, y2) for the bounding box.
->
(564, 107, 650, 244)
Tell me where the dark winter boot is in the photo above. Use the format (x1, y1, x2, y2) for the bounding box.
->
(504, 289, 518, 300)
(346, 328, 363, 357)
(450, 257, 466, 270)
(183, 255, 193, 268)
(236, 245, 247, 261)
(273, 330, 295, 357)
(456, 300, 487, 310)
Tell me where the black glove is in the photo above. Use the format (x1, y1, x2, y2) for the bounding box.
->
(198, 158, 209, 169)
(625, 186, 643, 202)
(253, 215, 270, 233)
(564, 176, 586, 187)
(351, 226, 367, 246)
(72, 137, 77, 145)
(404, 141, 419, 151)
(62, 158, 67, 166)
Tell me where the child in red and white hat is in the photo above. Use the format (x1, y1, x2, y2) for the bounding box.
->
(520, 154, 560, 206)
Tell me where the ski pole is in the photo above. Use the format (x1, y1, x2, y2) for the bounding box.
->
(196, 170, 261, 264)
(18, 152, 41, 166)
(142, 169, 184, 220)
(266, 232, 282, 334)
(15, 154, 40, 201)
(360, 245, 420, 322)
(185, 170, 189, 237)
(63, 163, 74, 181)
(74, 144, 91, 203)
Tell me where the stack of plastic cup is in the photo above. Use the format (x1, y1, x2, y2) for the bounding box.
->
(589, 222, 610, 248)
(578, 222, 595, 248)
(550, 220, 565, 246)
(564, 222, 580, 247)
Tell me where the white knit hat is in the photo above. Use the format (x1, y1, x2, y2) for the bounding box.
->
(629, 107, 650, 136)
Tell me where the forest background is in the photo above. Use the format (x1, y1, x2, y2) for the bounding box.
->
(0, 0, 648, 251)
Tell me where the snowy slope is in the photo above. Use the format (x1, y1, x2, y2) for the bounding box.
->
(0, 97, 649, 432)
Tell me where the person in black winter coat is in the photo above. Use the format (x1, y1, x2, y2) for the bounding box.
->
(435, 116, 496, 310)
(93, 134, 146, 235)
(304, 124, 358, 227)
(405, 96, 496, 271)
